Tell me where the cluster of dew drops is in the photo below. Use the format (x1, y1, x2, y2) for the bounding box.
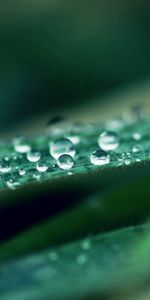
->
(0, 107, 149, 190)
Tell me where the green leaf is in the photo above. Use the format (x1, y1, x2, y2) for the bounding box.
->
(0, 224, 149, 300)
(0, 172, 150, 262)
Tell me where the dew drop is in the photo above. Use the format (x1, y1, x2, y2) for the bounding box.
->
(19, 169, 26, 176)
(132, 145, 142, 153)
(132, 132, 141, 141)
(98, 131, 119, 151)
(0, 159, 11, 173)
(106, 117, 124, 131)
(57, 154, 74, 170)
(68, 171, 73, 176)
(32, 173, 41, 181)
(27, 151, 41, 162)
(49, 251, 58, 261)
(76, 254, 88, 265)
(124, 159, 131, 166)
(47, 115, 66, 127)
(13, 137, 31, 153)
(90, 149, 110, 166)
(81, 239, 91, 251)
(136, 158, 142, 162)
(4, 156, 10, 162)
(50, 138, 76, 159)
(6, 179, 20, 190)
(36, 161, 49, 173)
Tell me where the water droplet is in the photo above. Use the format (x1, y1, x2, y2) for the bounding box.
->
(68, 171, 73, 176)
(47, 115, 66, 126)
(125, 159, 131, 166)
(132, 132, 141, 141)
(0, 159, 11, 173)
(49, 251, 58, 261)
(90, 149, 110, 166)
(13, 137, 31, 153)
(127, 152, 131, 157)
(106, 117, 124, 131)
(6, 179, 20, 190)
(19, 169, 26, 176)
(132, 145, 142, 153)
(57, 154, 74, 170)
(81, 239, 91, 251)
(36, 161, 49, 173)
(27, 151, 41, 162)
(50, 138, 76, 159)
(32, 173, 41, 181)
(131, 105, 144, 120)
(136, 158, 142, 162)
(76, 254, 88, 265)
(98, 131, 119, 151)
(123, 105, 143, 123)
(4, 156, 10, 162)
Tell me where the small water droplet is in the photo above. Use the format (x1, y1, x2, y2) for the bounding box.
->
(57, 154, 74, 170)
(49, 251, 58, 261)
(27, 151, 41, 162)
(47, 115, 66, 126)
(132, 132, 141, 141)
(50, 138, 76, 159)
(19, 169, 26, 176)
(136, 158, 142, 162)
(6, 179, 20, 190)
(36, 161, 49, 173)
(68, 171, 73, 176)
(125, 159, 131, 166)
(0, 159, 11, 173)
(81, 239, 91, 251)
(132, 145, 142, 153)
(4, 156, 10, 162)
(98, 131, 119, 151)
(32, 173, 41, 181)
(13, 137, 31, 153)
(127, 152, 131, 157)
(106, 117, 124, 131)
(76, 254, 88, 265)
(90, 149, 110, 166)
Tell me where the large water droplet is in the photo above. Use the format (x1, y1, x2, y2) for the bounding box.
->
(90, 149, 110, 166)
(27, 151, 41, 162)
(57, 154, 74, 170)
(13, 137, 31, 153)
(50, 138, 76, 159)
(98, 131, 119, 151)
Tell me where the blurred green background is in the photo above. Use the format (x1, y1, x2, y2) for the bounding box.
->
(0, 0, 150, 133)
